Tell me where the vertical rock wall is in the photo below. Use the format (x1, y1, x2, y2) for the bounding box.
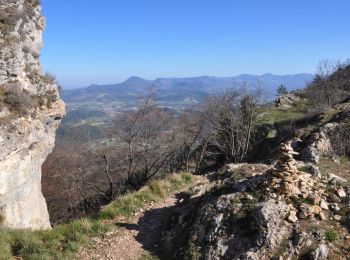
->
(0, 0, 65, 229)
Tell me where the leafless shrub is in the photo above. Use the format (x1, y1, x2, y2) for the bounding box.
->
(116, 96, 178, 186)
(200, 87, 262, 164)
(41, 73, 62, 93)
(2, 87, 36, 115)
(330, 124, 350, 157)
(43, 87, 262, 222)
(306, 60, 350, 112)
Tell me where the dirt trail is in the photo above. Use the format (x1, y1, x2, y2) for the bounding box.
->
(78, 177, 208, 260)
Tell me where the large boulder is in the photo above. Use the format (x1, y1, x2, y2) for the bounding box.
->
(275, 93, 301, 108)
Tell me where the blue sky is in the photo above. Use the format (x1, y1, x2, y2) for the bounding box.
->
(41, 0, 350, 88)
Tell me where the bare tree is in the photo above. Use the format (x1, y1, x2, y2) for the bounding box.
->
(116, 96, 178, 186)
(200, 87, 261, 164)
(306, 59, 348, 111)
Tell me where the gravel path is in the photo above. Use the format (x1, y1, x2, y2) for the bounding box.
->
(77, 177, 210, 260)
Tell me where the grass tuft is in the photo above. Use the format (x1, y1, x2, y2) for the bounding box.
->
(100, 172, 193, 220)
(325, 228, 339, 242)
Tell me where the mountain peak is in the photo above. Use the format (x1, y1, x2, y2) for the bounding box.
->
(126, 76, 147, 82)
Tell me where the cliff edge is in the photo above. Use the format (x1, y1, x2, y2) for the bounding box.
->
(0, 0, 65, 229)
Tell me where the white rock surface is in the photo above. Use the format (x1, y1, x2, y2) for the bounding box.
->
(0, 0, 65, 229)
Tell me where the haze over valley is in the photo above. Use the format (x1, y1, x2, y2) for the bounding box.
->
(60, 73, 313, 127)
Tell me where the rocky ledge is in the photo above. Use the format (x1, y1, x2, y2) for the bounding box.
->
(0, 0, 65, 229)
(160, 143, 350, 259)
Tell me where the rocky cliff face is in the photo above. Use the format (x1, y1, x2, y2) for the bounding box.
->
(0, 0, 65, 229)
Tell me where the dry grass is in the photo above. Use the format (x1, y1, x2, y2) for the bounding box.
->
(0, 172, 194, 259)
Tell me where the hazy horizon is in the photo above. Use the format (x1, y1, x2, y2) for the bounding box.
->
(61, 72, 314, 90)
(40, 0, 350, 87)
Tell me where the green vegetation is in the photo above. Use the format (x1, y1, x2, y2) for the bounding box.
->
(277, 84, 288, 95)
(258, 101, 308, 126)
(325, 228, 339, 242)
(141, 253, 161, 260)
(0, 173, 194, 259)
(318, 157, 350, 183)
(291, 196, 313, 208)
(0, 22, 8, 32)
(100, 173, 193, 219)
(0, 219, 110, 259)
(185, 241, 202, 260)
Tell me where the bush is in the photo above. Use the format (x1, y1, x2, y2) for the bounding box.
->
(325, 228, 339, 242)
(305, 61, 350, 112)
(2, 88, 37, 115)
(330, 124, 350, 157)
(277, 84, 288, 96)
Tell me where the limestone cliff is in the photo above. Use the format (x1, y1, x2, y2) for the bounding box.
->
(0, 0, 65, 229)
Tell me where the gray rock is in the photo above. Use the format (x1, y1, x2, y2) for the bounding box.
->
(309, 244, 329, 260)
(275, 93, 301, 108)
(0, 0, 65, 230)
(308, 164, 321, 178)
(301, 147, 320, 164)
(253, 199, 289, 248)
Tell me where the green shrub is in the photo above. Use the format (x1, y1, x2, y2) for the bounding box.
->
(149, 181, 165, 197)
(185, 241, 202, 260)
(325, 228, 339, 242)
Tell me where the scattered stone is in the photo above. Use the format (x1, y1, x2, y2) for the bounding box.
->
(336, 187, 346, 198)
(320, 200, 329, 210)
(328, 194, 341, 203)
(329, 173, 347, 183)
(308, 193, 321, 205)
(319, 211, 327, 220)
(246, 194, 254, 200)
(332, 156, 340, 164)
(311, 205, 322, 214)
(334, 215, 342, 221)
(288, 210, 298, 223)
(332, 204, 340, 212)
(308, 164, 321, 178)
(299, 203, 312, 218)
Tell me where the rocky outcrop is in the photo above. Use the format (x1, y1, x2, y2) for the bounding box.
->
(275, 93, 301, 108)
(0, 0, 65, 229)
(300, 107, 350, 164)
(300, 126, 334, 164)
(160, 147, 350, 259)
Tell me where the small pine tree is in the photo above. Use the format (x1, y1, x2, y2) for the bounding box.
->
(277, 84, 288, 96)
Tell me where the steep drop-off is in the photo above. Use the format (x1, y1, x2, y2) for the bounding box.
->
(0, 0, 65, 229)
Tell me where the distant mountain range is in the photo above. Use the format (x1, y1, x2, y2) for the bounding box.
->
(61, 73, 314, 113)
